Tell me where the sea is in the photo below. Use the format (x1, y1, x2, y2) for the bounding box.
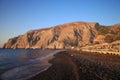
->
(0, 48, 61, 80)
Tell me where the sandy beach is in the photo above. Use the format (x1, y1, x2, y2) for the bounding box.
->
(28, 50, 120, 80)
(28, 51, 79, 80)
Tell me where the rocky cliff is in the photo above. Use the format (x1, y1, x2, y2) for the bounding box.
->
(3, 22, 120, 49)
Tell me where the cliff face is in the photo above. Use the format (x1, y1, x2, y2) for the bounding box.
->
(3, 22, 120, 49)
(3, 22, 99, 49)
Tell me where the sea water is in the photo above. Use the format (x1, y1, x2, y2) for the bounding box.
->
(0, 49, 61, 80)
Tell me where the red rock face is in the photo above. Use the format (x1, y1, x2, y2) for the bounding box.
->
(3, 21, 120, 49)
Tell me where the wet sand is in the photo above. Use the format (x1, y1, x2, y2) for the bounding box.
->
(28, 51, 79, 80)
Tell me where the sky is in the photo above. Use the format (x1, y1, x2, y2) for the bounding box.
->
(0, 0, 120, 47)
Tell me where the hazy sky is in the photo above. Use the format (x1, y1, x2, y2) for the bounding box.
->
(0, 0, 120, 47)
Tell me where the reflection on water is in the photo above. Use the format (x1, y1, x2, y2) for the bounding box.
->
(0, 49, 61, 80)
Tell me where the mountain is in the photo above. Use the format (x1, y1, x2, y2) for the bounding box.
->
(3, 22, 120, 49)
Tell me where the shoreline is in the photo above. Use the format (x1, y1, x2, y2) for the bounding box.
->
(1, 49, 119, 80)
(28, 50, 79, 80)
(0, 49, 64, 80)
(28, 50, 120, 80)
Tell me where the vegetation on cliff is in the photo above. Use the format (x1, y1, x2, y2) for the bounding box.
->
(96, 24, 120, 43)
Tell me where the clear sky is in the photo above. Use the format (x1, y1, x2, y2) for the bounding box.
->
(0, 0, 120, 47)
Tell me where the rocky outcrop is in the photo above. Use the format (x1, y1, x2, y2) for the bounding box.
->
(3, 21, 120, 49)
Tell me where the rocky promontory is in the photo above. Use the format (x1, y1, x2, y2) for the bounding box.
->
(3, 22, 120, 50)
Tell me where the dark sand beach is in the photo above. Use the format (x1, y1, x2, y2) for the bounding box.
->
(29, 50, 120, 80)
(29, 51, 79, 80)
